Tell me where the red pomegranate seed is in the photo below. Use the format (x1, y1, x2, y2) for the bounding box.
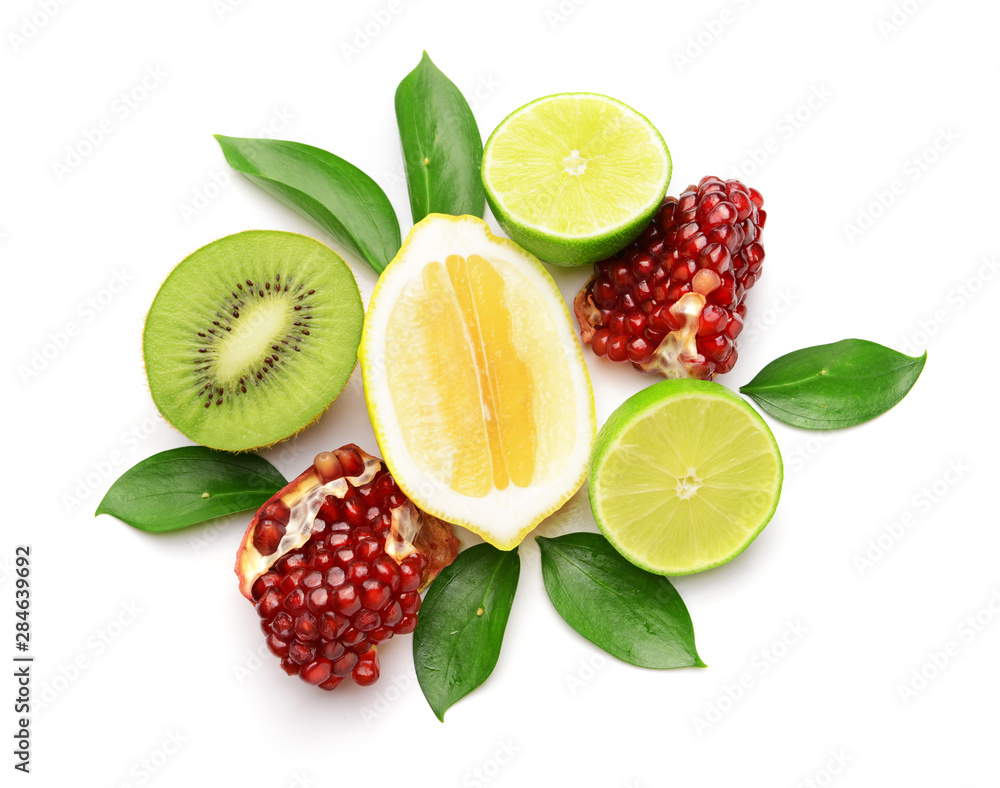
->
(332, 584, 361, 616)
(300, 659, 332, 685)
(319, 612, 349, 640)
(256, 588, 282, 618)
(697, 333, 734, 362)
(354, 610, 380, 632)
(394, 615, 418, 635)
(606, 335, 628, 362)
(725, 313, 744, 340)
(631, 252, 655, 278)
(336, 447, 365, 477)
(381, 601, 403, 627)
(284, 589, 306, 614)
(352, 650, 380, 687)
(331, 651, 359, 677)
(574, 177, 764, 379)
(593, 277, 616, 307)
(625, 336, 654, 365)
(294, 613, 320, 642)
(345, 560, 371, 585)
(399, 592, 421, 616)
(625, 310, 646, 335)
(306, 587, 330, 613)
(270, 612, 294, 639)
(698, 305, 728, 336)
(252, 519, 285, 555)
(608, 312, 626, 335)
(591, 329, 610, 356)
(241, 445, 459, 692)
(361, 579, 392, 611)
(266, 634, 289, 658)
(288, 641, 315, 665)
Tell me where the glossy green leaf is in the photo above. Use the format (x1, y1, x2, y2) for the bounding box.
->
(537, 533, 705, 669)
(413, 544, 520, 721)
(394, 51, 485, 222)
(96, 446, 286, 532)
(214, 135, 400, 273)
(740, 339, 927, 430)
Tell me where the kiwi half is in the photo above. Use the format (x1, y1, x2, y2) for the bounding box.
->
(143, 231, 364, 451)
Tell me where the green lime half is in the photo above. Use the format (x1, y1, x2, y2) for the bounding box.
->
(482, 92, 671, 266)
(589, 380, 782, 575)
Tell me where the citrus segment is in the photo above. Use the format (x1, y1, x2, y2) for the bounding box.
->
(589, 379, 782, 575)
(361, 215, 596, 549)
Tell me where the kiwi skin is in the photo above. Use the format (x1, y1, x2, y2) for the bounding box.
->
(142, 230, 364, 452)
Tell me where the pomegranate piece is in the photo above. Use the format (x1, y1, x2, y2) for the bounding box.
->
(575, 176, 766, 379)
(235, 444, 459, 690)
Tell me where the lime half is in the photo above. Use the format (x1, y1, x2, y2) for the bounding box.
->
(589, 379, 782, 575)
(482, 92, 671, 266)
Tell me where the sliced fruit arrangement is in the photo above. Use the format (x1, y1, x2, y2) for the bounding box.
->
(359, 214, 596, 550)
(575, 176, 765, 379)
(589, 379, 782, 576)
(482, 92, 671, 266)
(235, 445, 459, 689)
(143, 231, 364, 451)
(97, 52, 928, 721)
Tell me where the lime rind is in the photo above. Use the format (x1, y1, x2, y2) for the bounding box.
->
(589, 380, 782, 576)
(482, 92, 671, 266)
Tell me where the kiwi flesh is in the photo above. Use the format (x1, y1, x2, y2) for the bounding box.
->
(143, 231, 364, 451)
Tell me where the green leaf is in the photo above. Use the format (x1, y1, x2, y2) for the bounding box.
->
(96, 446, 287, 532)
(740, 339, 927, 430)
(214, 135, 400, 274)
(413, 543, 520, 721)
(394, 51, 485, 222)
(537, 533, 705, 669)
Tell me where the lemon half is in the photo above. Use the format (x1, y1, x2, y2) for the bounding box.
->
(359, 214, 596, 549)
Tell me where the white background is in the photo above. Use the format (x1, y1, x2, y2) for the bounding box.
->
(5, 0, 999, 785)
